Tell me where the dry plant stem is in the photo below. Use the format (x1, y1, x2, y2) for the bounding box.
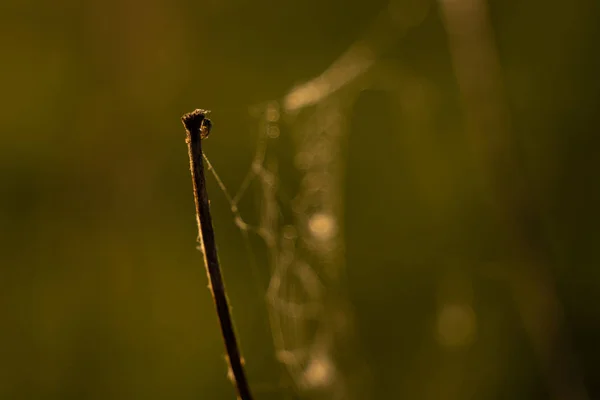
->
(182, 109, 254, 400)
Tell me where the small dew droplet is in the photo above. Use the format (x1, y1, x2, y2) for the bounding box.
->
(266, 102, 280, 122)
(308, 212, 337, 241)
(436, 303, 477, 348)
(267, 125, 280, 138)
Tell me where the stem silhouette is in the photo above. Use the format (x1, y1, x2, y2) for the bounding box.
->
(182, 109, 254, 400)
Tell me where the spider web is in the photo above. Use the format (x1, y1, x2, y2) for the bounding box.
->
(199, 2, 434, 399)
(205, 98, 351, 399)
(203, 0, 591, 398)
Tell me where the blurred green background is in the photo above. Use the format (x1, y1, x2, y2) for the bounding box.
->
(1, 0, 600, 399)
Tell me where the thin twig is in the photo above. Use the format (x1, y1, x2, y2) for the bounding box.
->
(181, 109, 254, 400)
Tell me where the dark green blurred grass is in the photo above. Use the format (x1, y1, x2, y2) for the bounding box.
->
(1, 0, 600, 398)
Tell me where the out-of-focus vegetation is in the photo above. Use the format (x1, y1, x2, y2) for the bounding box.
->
(1, 0, 599, 399)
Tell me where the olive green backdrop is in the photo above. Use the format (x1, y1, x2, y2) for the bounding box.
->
(1, 0, 599, 399)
